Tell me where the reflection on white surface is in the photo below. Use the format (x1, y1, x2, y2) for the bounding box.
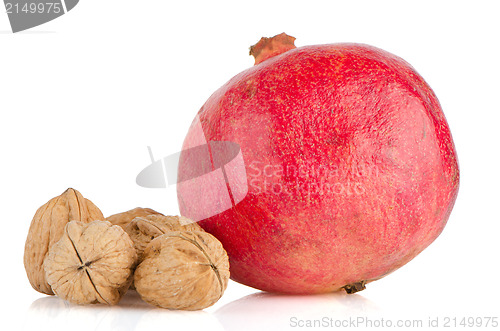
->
(24, 290, 224, 331)
(23, 288, 379, 331)
(24, 291, 155, 331)
(134, 307, 222, 331)
(215, 291, 379, 331)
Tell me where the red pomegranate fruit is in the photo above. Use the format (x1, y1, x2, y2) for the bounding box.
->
(177, 33, 459, 294)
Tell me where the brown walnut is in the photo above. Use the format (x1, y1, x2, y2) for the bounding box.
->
(44, 220, 137, 305)
(124, 214, 203, 263)
(105, 207, 162, 230)
(134, 230, 230, 310)
(24, 188, 104, 295)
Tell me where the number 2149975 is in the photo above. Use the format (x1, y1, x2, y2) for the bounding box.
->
(5, 2, 62, 14)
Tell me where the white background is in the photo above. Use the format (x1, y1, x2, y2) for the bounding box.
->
(1, 1, 499, 330)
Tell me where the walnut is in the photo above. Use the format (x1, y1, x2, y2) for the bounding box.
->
(24, 188, 104, 295)
(124, 214, 203, 262)
(134, 231, 230, 310)
(106, 207, 162, 230)
(44, 220, 137, 305)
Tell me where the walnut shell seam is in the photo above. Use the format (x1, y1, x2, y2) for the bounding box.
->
(173, 232, 225, 300)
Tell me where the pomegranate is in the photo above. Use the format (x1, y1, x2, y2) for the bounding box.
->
(177, 33, 459, 294)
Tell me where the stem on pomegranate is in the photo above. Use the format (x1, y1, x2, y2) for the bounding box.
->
(249, 32, 296, 65)
(342, 280, 367, 294)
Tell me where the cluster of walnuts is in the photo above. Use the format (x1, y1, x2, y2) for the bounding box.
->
(23, 188, 230, 310)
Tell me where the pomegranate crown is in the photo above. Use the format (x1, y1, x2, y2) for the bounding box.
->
(249, 32, 296, 65)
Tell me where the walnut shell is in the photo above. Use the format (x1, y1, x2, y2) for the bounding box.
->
(124, 214, 203, 263)
(106, 207, 162, 230)
(24, 188, 104, 295)
(44, 220, 137, 305)
(134, 231, 230, 310)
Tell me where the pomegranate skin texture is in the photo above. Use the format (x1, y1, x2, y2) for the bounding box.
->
(177, 34, 459, 294)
